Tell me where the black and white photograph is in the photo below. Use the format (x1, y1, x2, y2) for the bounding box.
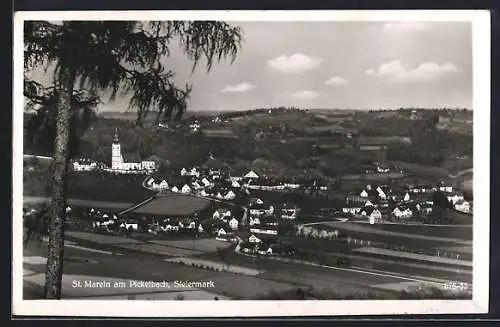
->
(13, 10, 490, 317)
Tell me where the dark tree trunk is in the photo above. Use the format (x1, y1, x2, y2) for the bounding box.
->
(44, 64, 75, 299)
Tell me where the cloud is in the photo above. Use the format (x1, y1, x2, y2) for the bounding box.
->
(382, 22, 431, 33)
(365, 60, 459, 83)
(325, 76, 349, 86)
(221, 82, 256, 93)
(267, 53, 323, 74)
(290, 90, 320, 100)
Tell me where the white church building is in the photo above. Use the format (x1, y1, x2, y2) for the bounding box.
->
(109, 129, 156, 173)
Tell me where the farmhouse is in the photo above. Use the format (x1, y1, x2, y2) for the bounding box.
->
(342, 206, 361, 215)
(229, 217, 239, 230)
(158, 179, 169, 190)
(439, 184, 454, 193)
(248, 234, 262, 243)
(249, 198, 264, 205)
(213, 209, 231, 220)
(72, 159, 97, 171)
(393, 206, 413, 219)
(455, 200, 471, 213)
(376, 186, 391, 199)
(250, 227, 278, 235)
(181, 184, 192, 193)
(224, 190, 236, 200)
(249, 216, 261, 226)
(244, 170, 259, 179)
(447, 193, 465, 205)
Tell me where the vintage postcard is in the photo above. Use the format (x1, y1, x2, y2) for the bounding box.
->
(13, 10, 490, 317)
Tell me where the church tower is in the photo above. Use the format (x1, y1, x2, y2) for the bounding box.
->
(111, 128, 123, 169)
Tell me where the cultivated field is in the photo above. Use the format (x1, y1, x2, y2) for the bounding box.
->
(114, 243, 204, 257)
(353, 247, 472, 267)
(320, 222, 472, 246)
(373, 224, 472, 240)
(124, 193, 212, 216)
(151, 238, 232, 253)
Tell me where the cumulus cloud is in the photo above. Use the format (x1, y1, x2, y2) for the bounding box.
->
(290, 90, 320, 100)
(221, 82, 256, 93)
(382, 22, 431, 33)
(325, 76, 349, 86)
(365, 60, 459, 83)
(267, 53, 323, 74)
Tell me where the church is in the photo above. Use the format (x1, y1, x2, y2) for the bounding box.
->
(111, 129, 156, 172)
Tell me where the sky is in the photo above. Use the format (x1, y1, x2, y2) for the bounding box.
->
(28, 21, 473, 111)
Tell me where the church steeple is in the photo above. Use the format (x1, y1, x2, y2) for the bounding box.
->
(113, 128, 119, 143)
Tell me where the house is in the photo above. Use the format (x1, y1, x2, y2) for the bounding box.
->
(360, 190, 369, 198)
(249, 198, 264, 205)
(244, 170, 259, 179)
(191, 181, 201, 189)
(365, 200, 374, 207)
(376, 164, 390, 173)
(376, 186, 391, 199)
(217, 228, 227, 237)
(158, 179, 169, 190)
(229, 217, 239, 230)
(200, 189, 209, 197)
(257, 244, 274, 256)
(403, 192, 411, 202)
(455, 200, 471, 213)
(181, 184, 192, 193)
(249, 216, 261, 226)
(369, 209, 382, 222)
(249, 234, 262, 243)
(249, 204, 267, 216)
(250, 228, 278, 235)
(231, 180, 241, 188)
(201, 178, 211, 187)
(171, 186, 179, 192)
(447, 193, 465, 205)
(187, 221, 196, 229)
(360, 207, 382, 220)
(180, 168, 188, 176)
(224, 190, 236, 200)
(393, 206, 413, 219)
(281, 206, 298, 219)
(342, 206, 361, 215)
(198, 224, 204, 233)
(213, 209, 231, 220)
(439, 185, 453, 193)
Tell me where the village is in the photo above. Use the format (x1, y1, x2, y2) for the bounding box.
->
(61, 125, 473, 260)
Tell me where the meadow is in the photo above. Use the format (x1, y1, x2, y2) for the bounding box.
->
(122, 193, 212, 216)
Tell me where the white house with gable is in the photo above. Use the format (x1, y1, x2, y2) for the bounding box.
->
(224, 190, 236, 200)
(181, 184, 192, 193)
(244, 170, 259, 179)
(229, 218, 239, 230)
